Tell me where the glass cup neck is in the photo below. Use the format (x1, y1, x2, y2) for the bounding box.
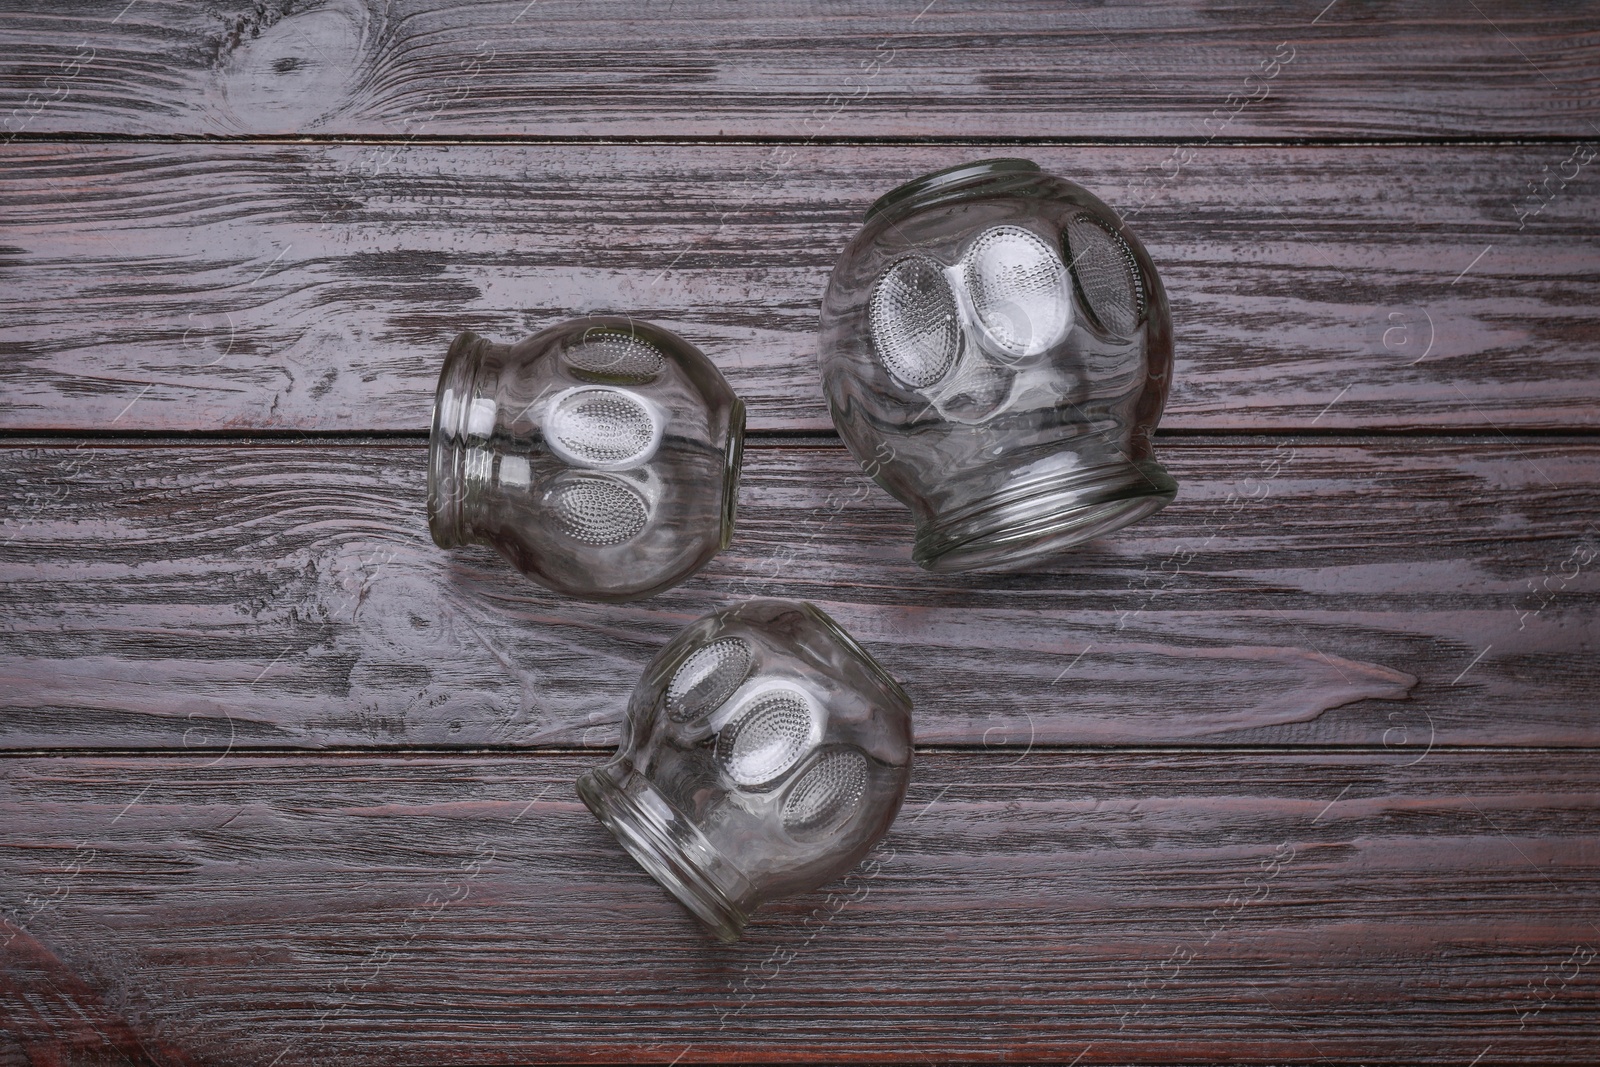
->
(576, 761, 758, 941)
(864, 158, 1042, 225)
(427, 331, 498, 549)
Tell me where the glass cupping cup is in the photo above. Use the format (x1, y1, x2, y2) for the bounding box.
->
(819, 158, 1177, 572)
(429, 317, 745, 601)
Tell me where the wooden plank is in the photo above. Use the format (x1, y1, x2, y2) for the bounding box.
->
(3, 439, 1596, 750)
(1, 1, 1596, 139)
(2, 143, 1597, 435)
(2, 750, 1596, 1063)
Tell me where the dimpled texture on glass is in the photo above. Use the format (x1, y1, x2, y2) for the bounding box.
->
(575, 599, 913, 941)
(782, 749, 869, 836)
(1065, 213, 1145, 337)
(715, 687, 816, 787)
(544, 386, 661, 470)
(819, 158, 1178, 574)
(868, 255, 962, 388)
(666, 637, 753, 723)
(565, 332, 666, 384)
(428, 316, 745, 602)
(936, 356, 1015, 424)
(545, 474, 649, 546)
(962, 225, 1072, 358)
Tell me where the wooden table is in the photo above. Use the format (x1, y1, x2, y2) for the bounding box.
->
(3, 3, 1597, 1063)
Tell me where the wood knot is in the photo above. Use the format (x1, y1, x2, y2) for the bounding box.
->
(211, 0, 379, 132)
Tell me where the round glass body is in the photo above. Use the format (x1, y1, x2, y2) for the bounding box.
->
(576, 599, 913, 941)
(428, 317, 745, 602)
(819, 158, 1177, 572)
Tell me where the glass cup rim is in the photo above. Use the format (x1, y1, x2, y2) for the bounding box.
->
(865, 157, 1043, 224)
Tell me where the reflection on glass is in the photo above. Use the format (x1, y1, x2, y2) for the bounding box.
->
(577, 599, 913, 941)
(429, 316, 745, 602)
(819, 158, 1178, 572)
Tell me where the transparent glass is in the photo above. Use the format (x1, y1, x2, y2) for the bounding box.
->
(428, 316, 745, 602)
(819, 158, 1177, 572)
(576, 599, 913, 941)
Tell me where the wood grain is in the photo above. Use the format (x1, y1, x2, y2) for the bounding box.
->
(1, 142, 1596, 435)
(1, 1, 1596, 139)
(2, 750, 1596, 1064)
(4, 439, 1596, 750)
(3, 1, 1596, 1063)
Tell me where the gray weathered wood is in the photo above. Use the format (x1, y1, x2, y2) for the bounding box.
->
(4, 439, 1595, 750)
(1, 1, 1595, 139)
(4, 4, 1598, 1061)
(1, 142, 1596, 435)
(2, 750, 1596, 1064)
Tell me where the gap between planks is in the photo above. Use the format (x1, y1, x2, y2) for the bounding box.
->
(7, 133, 1600, 147)
(5, 430, 1600, 447)
(4, 744, 1600, 758)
